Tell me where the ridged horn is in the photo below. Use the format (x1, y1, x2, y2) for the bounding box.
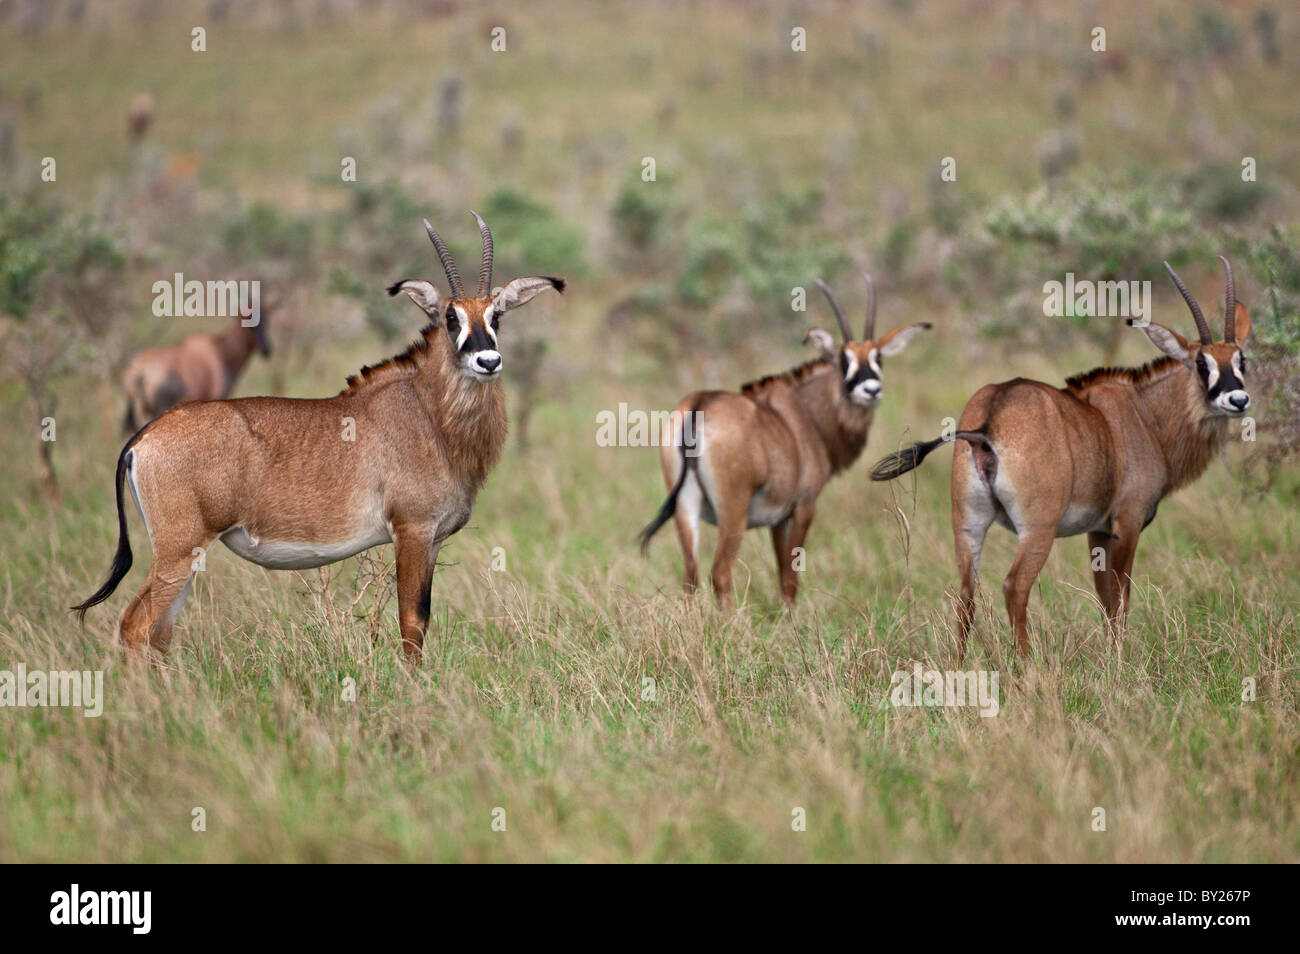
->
(863, 272, 877, 341)
(1163, 261, 1212, 345)
(1220, 255, 1236, 342)
(471, 210, 493, 296)
(423, 218, 464, 298)
(816, 279, 852, 343)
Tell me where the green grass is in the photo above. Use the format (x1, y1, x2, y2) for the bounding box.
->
(1, 0, 1298, 862)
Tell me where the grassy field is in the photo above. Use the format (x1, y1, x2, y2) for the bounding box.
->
(1, 0, 1298, 862)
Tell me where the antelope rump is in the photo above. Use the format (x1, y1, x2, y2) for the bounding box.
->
(871, 257, 1253, 657)
(73, 214, 564, 662)
(121, 301, 274, 433)
(639, 275, 931, 608)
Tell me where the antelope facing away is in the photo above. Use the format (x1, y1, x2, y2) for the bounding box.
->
(74, 214, 564, 662)
(639, 276, 931, 608)
(871, 258, 1252, 656)
(121, 304, 273, 433)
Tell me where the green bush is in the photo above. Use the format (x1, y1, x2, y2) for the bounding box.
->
(221, 201, 316, 276)
(676, 189, 847, 319)
(611, 178, 674, 255)
(478, 188, 585, 280)
(974, 177, 1214, 350)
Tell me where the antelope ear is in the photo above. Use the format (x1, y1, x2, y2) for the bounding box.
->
(387, 279, 442, 317)
(876, 322, 932, 357)
(1232, 302, 1251, 346)
(804, 328, 837, 359)
(492, 276, 565, 316)
(1132, 319, 1193, 363)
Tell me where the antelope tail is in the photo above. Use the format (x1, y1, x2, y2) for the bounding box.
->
(637, 404, 702, 555)
(870, 430, 989, 481)
(71, 437, 138, 623)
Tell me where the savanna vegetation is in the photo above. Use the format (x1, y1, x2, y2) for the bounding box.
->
(0, 0, 1297, 862)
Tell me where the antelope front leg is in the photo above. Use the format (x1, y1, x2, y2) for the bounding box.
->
(1087, 531, 1121, 634)
(771, 503, 815, 608)
(770, 519, 794, 607)
(393, 528, 437, 664)
(1106, 527, 1141, 644)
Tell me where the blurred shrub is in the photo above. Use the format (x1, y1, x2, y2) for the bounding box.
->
(1246, 225, 1300, 352)
(680, 189, 846, 315)
(611, 177, 674, 256)
(1181, 161, 1269, 222)
(1239, 226, 1300, 491)
(221, 200, 317, 279)
(882, 220, 914, 277)
(970, 177, 1213, 357)
(0, 198, 48, 319)
(0, 197, 126, 499)
(675, 219, 740, 308)
(605, 188, 847, 358)
(327, 180, 446, 340)
(478, 188, 585, 279)
(1195, 6, 1242, 61)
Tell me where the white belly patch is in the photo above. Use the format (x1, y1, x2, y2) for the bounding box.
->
(1056, 504, 1108, 538)
(746, 490, 792, 529)
(220, 525, 392, 570)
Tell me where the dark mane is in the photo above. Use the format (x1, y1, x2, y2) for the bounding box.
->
(338, 323, 441, 395)
(1065, 355, 1180, 392)
(740, 357, 831, 397)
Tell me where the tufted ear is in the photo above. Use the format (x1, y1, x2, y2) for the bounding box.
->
(1130, 318, 1194, 364)
(876, 322, 932, 357)
(492, 276, 565, 316)
(387, 279, 442, 317)
(804, 328, 837, 360)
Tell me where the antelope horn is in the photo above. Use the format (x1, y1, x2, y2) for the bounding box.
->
(1220, 255, 1236, 342)
(423, 218, 464, 298)
(471, 210, 494, 296)
(816, 279, 852, 343)
(863, 272, 877, 341)
(1163, 261, 1212, 345)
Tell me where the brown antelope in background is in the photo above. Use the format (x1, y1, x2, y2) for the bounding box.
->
(127, 92, 155, 143)
(871, 257, 1252, 656)
(74, 214, 564, 662)
(639, 276, 931, 607)
(121, 304, 274, 433)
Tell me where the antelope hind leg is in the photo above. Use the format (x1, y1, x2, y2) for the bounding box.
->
(673, 472, 702, 596)
(118, 579, 154, 660)
(1087, 531, 1123, 638)
(1002, 526, 1055, 656)
(951, 442, 996, 658)
(709, 494, 750, 612)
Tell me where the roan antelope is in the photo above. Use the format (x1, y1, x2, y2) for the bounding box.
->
(73, 214, 564, 662)
(121, 303, 273, 433)
(638, 276, 931, 607)
(870, 258, 1252, 656)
